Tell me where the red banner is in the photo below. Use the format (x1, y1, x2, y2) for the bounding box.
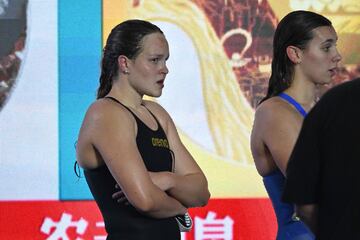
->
(0, 199, 276, 239)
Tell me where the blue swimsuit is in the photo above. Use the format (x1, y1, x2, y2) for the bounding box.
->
(263, 93, 314, 240)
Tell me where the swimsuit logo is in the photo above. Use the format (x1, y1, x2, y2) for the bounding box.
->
(151, 137, 169, 148)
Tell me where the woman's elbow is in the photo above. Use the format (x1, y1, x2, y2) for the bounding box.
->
(188, 189, 210, 208)
(200, 179, 211, 206)
(192, 179, 211, 207)
(129, 195, 157, 213)
(199, 189, 211, 206)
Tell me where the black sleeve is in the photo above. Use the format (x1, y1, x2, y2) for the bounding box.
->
(283, 80, 354, 204)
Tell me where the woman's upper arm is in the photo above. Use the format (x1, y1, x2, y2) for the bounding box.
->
(87, 102, 156, 210)
(166, 115, 203, 175)
(148, 102, 203, 176)
(258, 105, 303, 175)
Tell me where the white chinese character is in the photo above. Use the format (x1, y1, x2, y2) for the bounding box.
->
(40, 212, 88, 240)
(194, 211, 234, 240)
(181, 232, 187, 240)
(93, 221, 107, 240)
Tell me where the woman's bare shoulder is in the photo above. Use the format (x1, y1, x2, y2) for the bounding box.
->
(87, 98, 130, 118)
(142, 100, 171, 120)
(82, 98, 135, 129)
(255, 97, 299, 123)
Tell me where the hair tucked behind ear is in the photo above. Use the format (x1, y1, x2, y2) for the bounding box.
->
(97, 19, 163, 99)
(259, 11, 332, 105)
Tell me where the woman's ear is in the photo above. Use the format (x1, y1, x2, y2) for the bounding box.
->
(286, 46, 302, 64)
(118, 55, 130, 74)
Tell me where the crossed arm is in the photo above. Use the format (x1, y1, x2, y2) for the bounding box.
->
(158, 104, 210, 207)
(85, 101, 209, 218)
(113, 102, 210, 209)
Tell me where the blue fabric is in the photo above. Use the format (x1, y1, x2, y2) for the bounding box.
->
(278, 93, 307, 117)
(262, 92, 313, 239)
(263, 170, 315, 240)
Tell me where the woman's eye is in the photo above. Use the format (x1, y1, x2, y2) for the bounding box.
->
(151, 58, 159, 63)
(323, 46, 330, 52)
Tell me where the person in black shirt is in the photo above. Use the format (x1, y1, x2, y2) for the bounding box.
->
(76, 19, 210, 239)
(283, 78, 360, 239)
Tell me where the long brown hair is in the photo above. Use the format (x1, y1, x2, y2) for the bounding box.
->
(260, 10, 332, 104)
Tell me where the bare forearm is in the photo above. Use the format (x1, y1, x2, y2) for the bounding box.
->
(134, 187, 187, 219)
(168, 173, 210, 207)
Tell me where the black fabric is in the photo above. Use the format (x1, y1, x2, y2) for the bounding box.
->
(84, 97, 179, 239)
(283, 79, 360, 239)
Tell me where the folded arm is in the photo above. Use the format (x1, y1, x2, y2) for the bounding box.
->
(149, 103, 210, 207)
(87, 102, 187, 218)
(149, 170, 210, 208)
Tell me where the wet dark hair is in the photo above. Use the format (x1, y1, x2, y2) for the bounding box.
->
(260, 10, 332, 104)
(97, 19, 163, 99)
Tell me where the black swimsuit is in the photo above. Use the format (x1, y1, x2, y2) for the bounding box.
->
(84, 97, 179, 240)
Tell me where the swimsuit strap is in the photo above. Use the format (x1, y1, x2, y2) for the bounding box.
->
(105, 96, 160, 130)
(278, 93, 307, 117)
(105, 96, 132, 112)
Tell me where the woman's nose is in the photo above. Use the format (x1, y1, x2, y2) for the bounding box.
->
(161, 63, 169, 74)
(333, 48, 342, 63)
